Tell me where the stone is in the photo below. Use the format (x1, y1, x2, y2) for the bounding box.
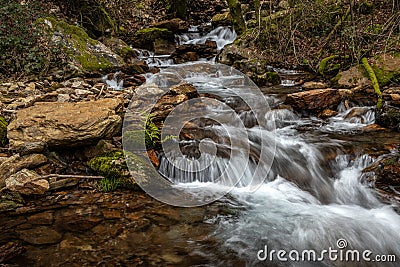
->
(302, 81, 328, 90)
(152, 18, 188, 32)
(17, 227, 62, 245)
(318, 109, 338, 119)
(7, 98, 122, 149)
(154, 38, 176, 55)
(16, 142, 46, 156)
(151, 83, 200, 123)
(212, 12, 233, 27)
(57, 94, 71, 102)
(131, 28, 174, 51)
(0, 154, 48, 187)
(376, 105, 400, 131)
(171, 44, 217, 64)
(389, 94, 400, 106)
(333, 65, 371, 88)
(252, 72, 281, 86)
(363, 154, 400, 194)
(285, 89, 341, 112)
(101, 37, 138, 63)
(27, 212, 54, 225)
(39, 18, 125, 75)
(5, 169, 49, 195)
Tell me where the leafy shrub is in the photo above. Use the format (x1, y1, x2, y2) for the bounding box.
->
(0, 1, 66, 78)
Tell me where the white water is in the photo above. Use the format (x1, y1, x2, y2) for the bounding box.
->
(179, 26, 237, 50)
(147, 27, 400, 266)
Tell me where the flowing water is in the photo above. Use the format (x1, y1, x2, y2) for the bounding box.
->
(149, 27, 400, 266)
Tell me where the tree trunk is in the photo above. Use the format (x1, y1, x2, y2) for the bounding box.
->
(227, 0, 246, 35)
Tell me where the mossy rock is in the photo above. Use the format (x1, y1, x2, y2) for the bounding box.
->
(0, 116, 8, 147)
(88, 150, 129, 179)
(212, 12, 233, 27)
(371, 54, 400, 86)
(88, 150, 138, 192)
(252, 72, 281, 86)
(101, 37, 138, 63)
(38, 18, 125, 74)
(131, 28, 174, 50)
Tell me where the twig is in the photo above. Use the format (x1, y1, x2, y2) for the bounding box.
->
(97, 84, 105, 98)
(1, 109, 17, 113)
(40, 174, 104, 180)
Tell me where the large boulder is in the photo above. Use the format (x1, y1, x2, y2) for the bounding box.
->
(7, 99, 122, 150)
(285, 89, 341, 112)
(152, 18, 188, 32)
(40, 18, 125, 75)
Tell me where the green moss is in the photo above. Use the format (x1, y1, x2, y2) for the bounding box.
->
(252, 72, 281, 86)
(132, 27, 174, 49)
(41, 17, 116, 73)
(88, 150, 139, 192)
(384, 155, 400, 166)
(76, 54, 113, 72)
(0, 116, 8, 147)
(88, 151, 127, 179)
(318, 55, 338, 76)
(362, 57, 383, 108)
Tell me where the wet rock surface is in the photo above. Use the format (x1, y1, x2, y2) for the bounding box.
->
(0, 185, 236, 266)
(285, 89, 342, 112)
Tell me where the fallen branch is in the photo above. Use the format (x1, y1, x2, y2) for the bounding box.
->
(41, 174, 104, 180)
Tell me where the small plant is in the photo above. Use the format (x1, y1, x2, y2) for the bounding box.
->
(97, 177, 120, 192)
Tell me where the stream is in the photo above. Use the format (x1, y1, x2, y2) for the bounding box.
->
(3, 26, 400, 266)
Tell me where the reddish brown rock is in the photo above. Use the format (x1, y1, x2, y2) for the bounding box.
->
(285, 89, 341, 112)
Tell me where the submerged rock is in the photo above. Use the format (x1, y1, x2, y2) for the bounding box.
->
(8, 99, 122, 150)
(285, 89, 341, 112)
(17, 227, 62, 245)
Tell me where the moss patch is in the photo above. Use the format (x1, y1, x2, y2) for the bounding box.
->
(0, 116, 8, 147)
(88, 150, 138, 192)
(40, 17, 121, 73)
(131, 28, 174, 50)
(252, 72, 281, 86)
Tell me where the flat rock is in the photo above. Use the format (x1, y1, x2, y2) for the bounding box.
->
(17, 227, 62, 245)
(8, 98, 122, 149)
(285, 89, 341, 112)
